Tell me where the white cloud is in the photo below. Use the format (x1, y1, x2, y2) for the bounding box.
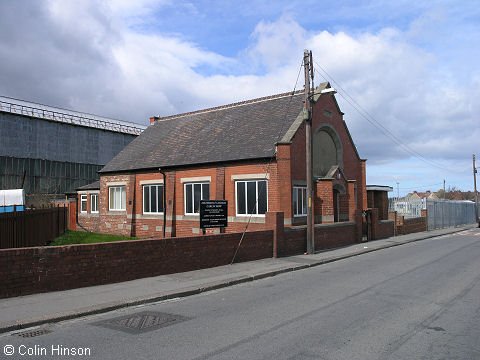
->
(0, 1, 477, 190)
(242, 16, 478, 190)
(245, 16, 306, 72)
(106, 0, 168, 15)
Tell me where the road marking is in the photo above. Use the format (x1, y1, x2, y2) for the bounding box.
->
(453, 230, 480, 236)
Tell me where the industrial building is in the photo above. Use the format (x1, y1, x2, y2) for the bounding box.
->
(0, 96, 146, 206)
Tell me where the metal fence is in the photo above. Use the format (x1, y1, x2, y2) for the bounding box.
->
(389, 197, 476, 230)
(388, 197, 426, 218)
(0, 206, 67, 249)
(426, 199, 476, 230)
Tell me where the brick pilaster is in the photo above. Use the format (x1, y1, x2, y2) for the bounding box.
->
(165, 171, 176, 237)
(354, 210, 363, 242)
(216, 166, 225, 200)
(266, 211, 284, 258)
(275, 144, 292, 218)
(370, 208, 379, 240)
(315, 179, 334, 223)
(347, 181, 356, 222)
(360, 160, 367, 210)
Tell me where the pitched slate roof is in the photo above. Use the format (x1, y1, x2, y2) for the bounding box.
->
(100, 83, 329, 173)
(77, 181, 100, 190)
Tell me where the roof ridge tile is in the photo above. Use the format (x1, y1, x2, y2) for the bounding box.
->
(154, 89, 304, 122)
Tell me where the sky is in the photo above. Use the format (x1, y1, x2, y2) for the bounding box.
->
(0, 0, 479, 196)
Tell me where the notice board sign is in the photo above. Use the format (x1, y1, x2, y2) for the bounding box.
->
(200, 200, 228, 229)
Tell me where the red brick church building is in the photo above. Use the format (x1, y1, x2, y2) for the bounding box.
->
(78, 82, 368, 239)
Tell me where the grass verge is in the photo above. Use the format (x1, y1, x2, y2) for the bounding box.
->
(50, 231, 138, 246)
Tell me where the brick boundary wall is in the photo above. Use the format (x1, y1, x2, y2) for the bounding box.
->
(279, 221, 358, 256)
(388, 211, 428, 236)
(368, 208, 394, 240)
(314, 222, 357, 250)
(280, 228, 306, 256)
(0, 230, 272, 299)
(397, 217, 427, 235)
(1, 211, 369, 299)
(376, 220, 395, 239)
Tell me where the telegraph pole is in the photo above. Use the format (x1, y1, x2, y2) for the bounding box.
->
(474, 154, 478, 226)
(442, 178, 446, 228)
(304, 50, 314, 254)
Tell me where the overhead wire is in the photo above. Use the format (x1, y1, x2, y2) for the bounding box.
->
(311, 60, 453, 172)
(231, 60, 304, 264)
(394, 183, 444, 190)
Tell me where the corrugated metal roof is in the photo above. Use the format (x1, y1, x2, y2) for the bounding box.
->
(0, 96, 146, 135)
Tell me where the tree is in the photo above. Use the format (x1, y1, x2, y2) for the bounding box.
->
(434, 186, 478, 201)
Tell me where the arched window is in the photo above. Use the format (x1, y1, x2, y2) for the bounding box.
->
(312, 124, 343, 178)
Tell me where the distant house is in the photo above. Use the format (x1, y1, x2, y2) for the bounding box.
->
(78, 83, 368, 238)
(407, 190, 438, 201)
(390, 190, 438, 218)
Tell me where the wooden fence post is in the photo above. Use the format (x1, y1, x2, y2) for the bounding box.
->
(57, 204, 60, 237)
(13, 207, 17, 248)
(1, 207, 73, 249)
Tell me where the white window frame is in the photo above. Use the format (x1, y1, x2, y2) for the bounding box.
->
(90, 194, 98, 213)
(293, 186, 307, 217)
(109, 186, 126, 211)
(143, 184, 164, 214)
(235, 180, 268, 217)
(80, 194, 88, 213)
(184, 182, 210, 215)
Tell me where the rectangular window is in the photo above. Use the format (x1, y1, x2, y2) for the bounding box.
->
(293, 187, 307, 216)
(80, 194, 87, 213)
(109, 186, 126, 211)
(184, 182, 209, 215)
(143, 184, 164, 214)
(236, 180, 267, 216)
(91, 194, 98, 213)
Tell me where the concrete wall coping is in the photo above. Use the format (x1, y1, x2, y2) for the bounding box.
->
(314, 221, 355, 228)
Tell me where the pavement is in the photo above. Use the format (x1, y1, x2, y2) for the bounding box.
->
(0, 224, 477, 334)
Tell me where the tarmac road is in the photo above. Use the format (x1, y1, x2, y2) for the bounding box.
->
(2, 228, 480, 359)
